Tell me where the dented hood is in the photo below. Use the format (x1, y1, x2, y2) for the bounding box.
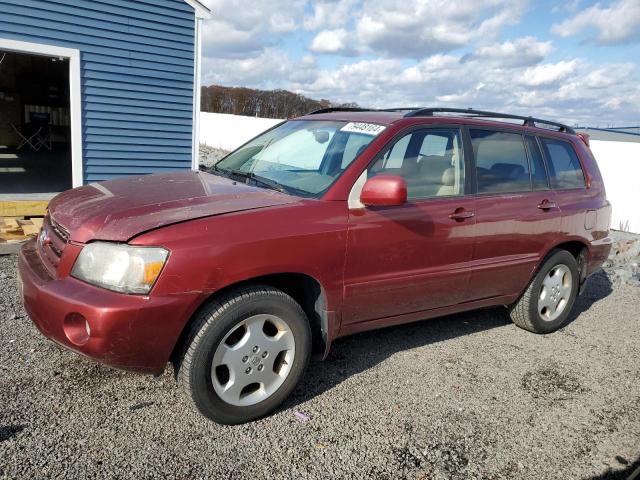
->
(48, 171, 297, 243)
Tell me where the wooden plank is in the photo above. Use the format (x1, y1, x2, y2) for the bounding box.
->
(0, 229, 27, 242)
(31, 218, 44, 229)
(0, 217, 43, 243)
(0, 201, 48, 217)
(3, 217, 19, 229)
(21, 223, 40, 236)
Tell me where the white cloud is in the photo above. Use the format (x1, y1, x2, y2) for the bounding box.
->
(309, 29, 350, 54)
(303, 0, 358, 30)
(552, 0, 640, 44)
(198, 0, 640, 125)
(468, 37, 553, 68)
(298, 58, 402, 94)
(202, 0, 306, 57)
(270, 12, 299, 33)
(353, 0, 527, 58)
(516, 60, 580, 88)
(202, 49, 293, 87)
(290, 53, 640, 125)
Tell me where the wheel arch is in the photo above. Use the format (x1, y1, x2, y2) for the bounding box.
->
(170, 272, 332, 368)
(550, 239, 589, 259)
(540, 239, 589, 286)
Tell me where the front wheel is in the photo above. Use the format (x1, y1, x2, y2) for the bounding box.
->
(178, 286, 311, 424)
(510, 249, 579, 334)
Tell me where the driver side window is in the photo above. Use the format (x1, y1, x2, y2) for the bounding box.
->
(369, 128, 466, 199)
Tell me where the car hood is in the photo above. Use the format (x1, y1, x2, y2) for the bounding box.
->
(48, 171, 297, 243)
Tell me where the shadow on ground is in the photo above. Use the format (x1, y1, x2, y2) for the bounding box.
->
(586, 454, 640, 480)
(289, 270, 613, 406)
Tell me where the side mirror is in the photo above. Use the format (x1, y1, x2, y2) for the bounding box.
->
(360, 175, 407, 207)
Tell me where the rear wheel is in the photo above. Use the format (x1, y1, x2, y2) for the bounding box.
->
(510, 249, 579, 333)
(178, 286, 311, 424)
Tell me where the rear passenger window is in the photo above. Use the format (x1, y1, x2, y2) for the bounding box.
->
(525, 136, 549, 190)
(470, 129, 530, 193)
(539, 138, 586, 189)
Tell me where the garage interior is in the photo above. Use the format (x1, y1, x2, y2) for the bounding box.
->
(0, 50, 72, 200)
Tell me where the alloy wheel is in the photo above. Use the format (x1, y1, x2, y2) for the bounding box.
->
(538, 264, 572, 322)
(211, 314, 295, 406)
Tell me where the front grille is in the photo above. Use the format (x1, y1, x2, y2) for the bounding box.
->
(38, 215, 70, 276)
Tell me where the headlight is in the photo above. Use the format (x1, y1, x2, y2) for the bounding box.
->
(71, 242, 169, 294)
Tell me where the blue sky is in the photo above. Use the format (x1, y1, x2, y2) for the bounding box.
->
(199, 0, 640, 126)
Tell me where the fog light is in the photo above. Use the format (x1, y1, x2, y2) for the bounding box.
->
(63, 313, 91, 346)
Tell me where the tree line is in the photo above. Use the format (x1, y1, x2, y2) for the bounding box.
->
(200, 85, 359, 119)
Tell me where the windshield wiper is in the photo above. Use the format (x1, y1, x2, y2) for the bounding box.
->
(216, 167, 287, 193)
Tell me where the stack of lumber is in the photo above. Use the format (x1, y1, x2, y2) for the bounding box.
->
(0, 200, 48, 217)
(0, 217, 43, 244)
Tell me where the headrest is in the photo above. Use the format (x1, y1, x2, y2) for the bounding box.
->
(441, 167, 455, 186)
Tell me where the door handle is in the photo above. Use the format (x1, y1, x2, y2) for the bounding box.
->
(449, 209, 475, 221)
(537, 199, 557, 210)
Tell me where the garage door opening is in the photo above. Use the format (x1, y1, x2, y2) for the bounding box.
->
(0, 50, 72, 199)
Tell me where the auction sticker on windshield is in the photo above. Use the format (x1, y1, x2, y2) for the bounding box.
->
(340, 122, 386, 136)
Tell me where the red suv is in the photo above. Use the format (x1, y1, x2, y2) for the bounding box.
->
(19, 108, 612, 424)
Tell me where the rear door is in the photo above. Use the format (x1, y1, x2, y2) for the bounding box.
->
(537, 136, 590, 237)
(467, 129, 562, 300)
(342, 126, 476, 325)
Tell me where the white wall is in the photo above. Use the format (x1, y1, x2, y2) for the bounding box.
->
(198, 113, 640, 234)
(199, 112, 283, 151)
(590, 140, 640, 234)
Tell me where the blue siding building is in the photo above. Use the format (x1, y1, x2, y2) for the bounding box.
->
(0, 0, 210, 188)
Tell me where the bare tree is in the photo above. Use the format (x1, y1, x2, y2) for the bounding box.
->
(201, 85, 358, 118)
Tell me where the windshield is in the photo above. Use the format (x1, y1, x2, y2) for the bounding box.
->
(213, 120, 385, 197)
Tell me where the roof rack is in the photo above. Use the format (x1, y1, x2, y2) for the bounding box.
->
(404, 107, 575, 134)
(307, 106, 575, 134)
(307, 107, 420, 115)
(307, 107, 372, 115)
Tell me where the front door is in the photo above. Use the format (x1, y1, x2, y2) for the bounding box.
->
(342, 127, 476, 325)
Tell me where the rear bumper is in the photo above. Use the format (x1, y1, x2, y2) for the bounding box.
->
(18, 239, 199, 374)
(587, 234, 613, 276)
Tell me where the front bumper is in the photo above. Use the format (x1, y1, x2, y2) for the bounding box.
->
(18, 239, 198, 374)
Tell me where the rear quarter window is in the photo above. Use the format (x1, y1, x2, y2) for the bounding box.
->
(539, 138, 586, 189)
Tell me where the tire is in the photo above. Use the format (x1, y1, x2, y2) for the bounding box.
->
(509, 249, 579, 334)
(177, 285, 311, 425)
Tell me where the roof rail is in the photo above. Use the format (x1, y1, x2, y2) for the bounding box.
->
(307, 107, 420, 115)
(379, 107, 424, 112)
(404, 108, 575, 134)
(307, 107, 372, 115)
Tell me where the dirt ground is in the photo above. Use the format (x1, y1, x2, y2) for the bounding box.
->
(1, 254, 639, 479)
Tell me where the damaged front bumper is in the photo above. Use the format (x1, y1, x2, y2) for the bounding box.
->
(18, 239, 197, 374)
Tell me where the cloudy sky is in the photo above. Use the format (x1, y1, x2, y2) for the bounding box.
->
(199, 0, 640, 126)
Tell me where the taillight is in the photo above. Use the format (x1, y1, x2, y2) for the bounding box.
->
(577, 132, 590, 147)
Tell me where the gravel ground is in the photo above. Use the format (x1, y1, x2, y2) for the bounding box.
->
(1, 254, 639, 479)
(603, 231, 640, 287)
(199, 144, 230, 169)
